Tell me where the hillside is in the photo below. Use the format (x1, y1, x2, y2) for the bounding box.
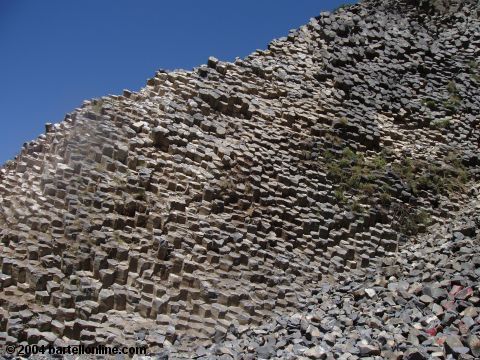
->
(1, 0, 479, 358)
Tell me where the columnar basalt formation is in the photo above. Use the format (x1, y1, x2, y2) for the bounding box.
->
(1, 0, 479, 358)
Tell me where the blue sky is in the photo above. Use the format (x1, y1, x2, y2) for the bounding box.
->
(0, 0, 356, 164)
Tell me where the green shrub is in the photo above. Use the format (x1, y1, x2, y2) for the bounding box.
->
(91, 99, 104, 113)
(443, 95, 461, 112)
(468, 60, 479, 81)
(416, 209, 432, 227)
(358, 182, 376, 196)
(350, 200, 363, 213)
(446, 80, 458, 95)
(320, 141, 471, 236)
(371, 154, 387, 170)
(430, 118, 451, 129)
(392, 204, 432, 235)
(334, 188, 347, 203)
(395, 153, 470, 196)
(327, 162, 343, 182)
(392, 158, 415, 183)
(345, 165, 363, 188)
(325, 147, 393, 205)
(423, 98, 438, 110)
(325, 133, 343, 146)
(468, 60, 478, 70)
(379, 191, 392, 206)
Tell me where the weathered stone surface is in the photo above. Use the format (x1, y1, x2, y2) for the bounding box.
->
(0, 0, 479, 358)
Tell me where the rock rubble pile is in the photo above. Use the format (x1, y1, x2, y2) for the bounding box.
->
(189, 201, 480, 359)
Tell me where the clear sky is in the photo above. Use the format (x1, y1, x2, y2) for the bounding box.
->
(0, 0, 356, 164)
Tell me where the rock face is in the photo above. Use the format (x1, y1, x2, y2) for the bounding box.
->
(406, 0, 480, 14)
(0, 0, 479, 358)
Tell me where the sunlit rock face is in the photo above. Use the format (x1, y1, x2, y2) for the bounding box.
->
(405, 0, 479, 14)
(0, 0, 479, 357)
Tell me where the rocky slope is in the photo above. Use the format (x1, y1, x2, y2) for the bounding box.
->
(0, 0, 479, 358)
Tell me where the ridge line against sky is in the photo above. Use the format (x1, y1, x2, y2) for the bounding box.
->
(0, 0, 357, 164)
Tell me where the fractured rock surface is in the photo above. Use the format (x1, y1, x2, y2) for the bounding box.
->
(0, 0, 479, 358)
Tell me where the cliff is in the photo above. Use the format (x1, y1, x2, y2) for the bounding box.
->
(1, 0, 479, 357)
